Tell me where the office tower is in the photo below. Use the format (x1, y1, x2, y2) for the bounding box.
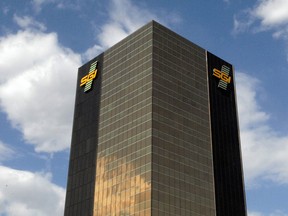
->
(64, 21, 247, 216)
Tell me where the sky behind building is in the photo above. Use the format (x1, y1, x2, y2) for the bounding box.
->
(0, 0, 288, 215)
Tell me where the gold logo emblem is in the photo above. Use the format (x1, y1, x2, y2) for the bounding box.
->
(213, 65, 231, 90)
(80, 61, 98, 92)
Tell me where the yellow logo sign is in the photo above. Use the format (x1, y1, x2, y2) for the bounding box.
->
(80, 61, 98, 92)
(213, 65, 231, 90)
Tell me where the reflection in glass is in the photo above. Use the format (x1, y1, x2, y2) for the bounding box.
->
(94, 154, 151, 215)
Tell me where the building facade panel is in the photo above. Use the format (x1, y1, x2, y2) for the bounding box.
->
(93, 23, 154, 216)
(151, 22, 216, 216)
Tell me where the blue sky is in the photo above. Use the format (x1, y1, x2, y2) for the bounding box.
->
(0, 0, 288, 215)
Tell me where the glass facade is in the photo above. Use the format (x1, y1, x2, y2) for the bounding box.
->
(64, 21, 246, 216)
(93, 24, 153, 215)
(151, 23, 216, 216)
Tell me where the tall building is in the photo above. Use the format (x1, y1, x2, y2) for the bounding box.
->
(64, 21, 247, 216)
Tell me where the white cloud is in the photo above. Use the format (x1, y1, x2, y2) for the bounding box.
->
(0, 18, 81, 153)
(234, 0, 288, 30)
(249, 211, 264, 216)
(254, 0, 288, 27)
(83, 0, 158, 59)
(233, 10, 256, 34)
(270, 211, 288, 216)
(236, 73, 269, 129)
(0, 141, 14, 162)
(84, 0, 181, 59)
(236, 72, 288, 185)
(98, 0, 157, 48)
(234, 0, 288, 40)
(32, 0, 54, 12)
(0, 166, 65, 216)
(82, 44, 103, 61)
(31, 0, 81, 11)
(248, 210, 288, 216)
(233, 1, 288, 185)
(13, 15, 46, 32)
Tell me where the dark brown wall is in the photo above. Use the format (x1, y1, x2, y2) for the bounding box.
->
(207, 51, 246, 216)
(64, 55, 103, 216)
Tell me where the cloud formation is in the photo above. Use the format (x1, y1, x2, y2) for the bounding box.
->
(31, 0, 81, 12)
(84, 0, 181, 60)
(236, 72, 288, 185)
(0, 166, 65, 216)
(254, 0, 288, 27)
(83, 0, 158, 59)
(13, 15, 46, 31)
(249, 212, 263, 216)
(233, 1, 288, 184)
(0, 141, 15, 162)
(98, 0, 157, 48)
(248, 210, 288, 216)
(234, 0, 288, 41)
(0, 17, 81, 153)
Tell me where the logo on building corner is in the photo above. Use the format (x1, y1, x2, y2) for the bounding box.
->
(212, 65, 231, 90)
(80, 61, 98, 92)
